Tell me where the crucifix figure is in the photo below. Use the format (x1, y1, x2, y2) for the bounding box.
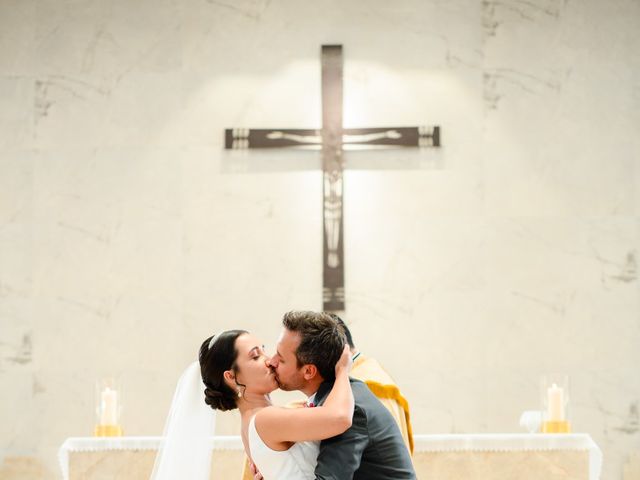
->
(225, 45, 441, 312)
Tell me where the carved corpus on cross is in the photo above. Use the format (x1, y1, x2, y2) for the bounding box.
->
(225, 45, 441, 312)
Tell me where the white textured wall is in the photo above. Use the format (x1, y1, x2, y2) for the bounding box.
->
(1, 0, 639, 478)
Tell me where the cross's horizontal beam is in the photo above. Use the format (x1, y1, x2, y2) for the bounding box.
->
(225, 126, 440, 150)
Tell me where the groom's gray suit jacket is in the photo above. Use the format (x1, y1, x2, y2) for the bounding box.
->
(313, 378, 416, 480)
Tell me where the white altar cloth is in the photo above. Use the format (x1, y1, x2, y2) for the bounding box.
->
(58, 436, 242, 480)
(59, 433, 602, 480)
(412, 434, 602, 480)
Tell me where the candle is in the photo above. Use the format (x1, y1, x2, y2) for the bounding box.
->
(100, 387, 118, 425)
(547, 383, 564, 421)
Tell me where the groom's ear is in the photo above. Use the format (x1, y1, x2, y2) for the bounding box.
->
(302, 364, 318, 381)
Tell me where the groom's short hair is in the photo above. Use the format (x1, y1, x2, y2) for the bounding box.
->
(282, 310, 346, 382)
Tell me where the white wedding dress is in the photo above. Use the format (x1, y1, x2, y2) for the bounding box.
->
(248, 414, 319, 480)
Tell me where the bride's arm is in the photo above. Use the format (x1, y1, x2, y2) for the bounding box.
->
(256, 345, 354, 445)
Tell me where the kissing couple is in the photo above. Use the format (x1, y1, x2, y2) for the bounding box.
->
(151, 311, 416, 480)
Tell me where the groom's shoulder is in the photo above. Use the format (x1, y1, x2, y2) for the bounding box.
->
(349, 377, 367, 390)
(320, 377, 367, 391)
(318, 378, 377, 406)
(349, 377, 383, 407)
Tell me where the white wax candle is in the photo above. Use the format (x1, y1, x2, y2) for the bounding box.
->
(547, 383, 564, 421)
(100, 387, 118, 425)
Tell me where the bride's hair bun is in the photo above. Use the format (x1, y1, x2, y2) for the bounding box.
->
(203, 386, 236, 411)
(198, 330, 248, 412)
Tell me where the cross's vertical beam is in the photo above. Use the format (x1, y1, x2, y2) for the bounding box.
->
(321, 45, 345, 312)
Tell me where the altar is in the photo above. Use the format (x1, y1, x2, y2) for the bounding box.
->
(59, 433, 602, 480)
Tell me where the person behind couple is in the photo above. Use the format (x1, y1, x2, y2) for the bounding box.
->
(268, 311, 416, 480)
(198, 323, 354, 480)
(332, 314, 415, 455)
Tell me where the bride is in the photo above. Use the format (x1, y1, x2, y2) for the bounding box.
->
(151, 329, 353, 480)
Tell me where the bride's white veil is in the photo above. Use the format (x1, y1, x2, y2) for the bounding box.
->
(150, 361, 216, 480)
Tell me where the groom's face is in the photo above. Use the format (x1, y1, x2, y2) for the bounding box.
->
(268, 329, 306, 392)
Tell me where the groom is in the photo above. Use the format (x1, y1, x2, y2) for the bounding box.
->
(268, 311, 416, 480)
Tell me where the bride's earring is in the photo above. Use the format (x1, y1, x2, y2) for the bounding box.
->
(237, 388, 243, 398)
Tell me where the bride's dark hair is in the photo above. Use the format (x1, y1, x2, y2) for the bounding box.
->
(199, 330, 248, 411)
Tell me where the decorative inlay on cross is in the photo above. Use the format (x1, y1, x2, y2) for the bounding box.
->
(225, 45, 441, 312)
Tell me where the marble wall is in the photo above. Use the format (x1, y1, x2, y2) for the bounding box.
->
(0, 0, 639, 478)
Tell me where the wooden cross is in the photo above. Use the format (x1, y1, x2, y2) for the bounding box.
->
(225, 45, 441, 312)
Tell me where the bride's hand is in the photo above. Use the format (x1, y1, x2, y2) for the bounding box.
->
(335, 344, 353, 375)
(250, 461, 263, 480)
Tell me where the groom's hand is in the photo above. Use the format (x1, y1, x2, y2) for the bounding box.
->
(250, 461, 263, 480)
